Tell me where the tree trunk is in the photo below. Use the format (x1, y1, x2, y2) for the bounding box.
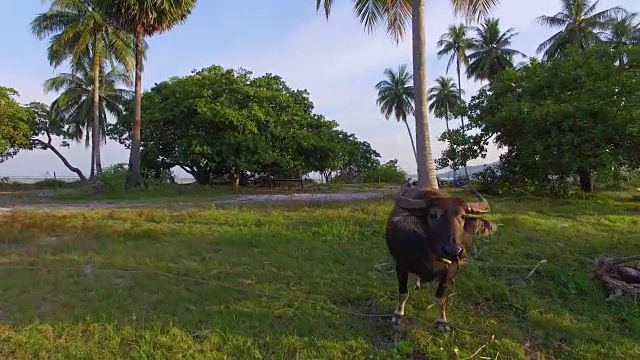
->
(456, 59, 465, 130)
(456, 59, 470, 180)
(411, 0, 438, 188)
(89, 141, 95, 180)
(578, 168, 594, 192)
(402, 119, 418, 162)
(38, 141, 87, 182)
(232, 171, 240, 188)
(126, 26, 144, 189)
(91, 47, 102, 178)
(444, 113, 455, 180)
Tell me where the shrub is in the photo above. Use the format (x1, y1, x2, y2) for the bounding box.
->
(363, 159, 407, 184)
(97, 163, 129, 190)
(32, 179, 70, 189)
(472, 162, 576, 198)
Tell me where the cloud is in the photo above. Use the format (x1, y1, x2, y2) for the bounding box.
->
(203, 2, 506, 173)
(204, 0, 637, 174)
(4, 0, 636, 177)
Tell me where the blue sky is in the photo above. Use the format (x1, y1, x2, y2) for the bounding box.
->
(1, 0, 637, 179)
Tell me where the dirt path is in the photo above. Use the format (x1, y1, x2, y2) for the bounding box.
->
(0, 191, 394, 212)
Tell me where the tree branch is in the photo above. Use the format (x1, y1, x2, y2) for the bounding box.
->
(32, 139, 87, 182)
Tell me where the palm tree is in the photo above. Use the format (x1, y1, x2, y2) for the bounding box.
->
(427, 76, 462, 135)
(43, 55, 134, 175)
(466, 17, 526, 83)
(375, 64, 418, 161)
(427, 76, 464, 179)
(535, 0, 625, 60)
(94, 0, 197, 188)
(315, 0, 500, 188)
(31, 0, 136, 179)
(436, 23, 474, 129)
(602, 10, 639, 66)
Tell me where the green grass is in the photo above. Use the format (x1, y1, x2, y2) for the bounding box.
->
(0, 191, 638, 359)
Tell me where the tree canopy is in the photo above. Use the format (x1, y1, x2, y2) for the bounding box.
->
(0, 86, 90, 179)
(108, 65, 387, 185)
(0, 87, 33, 161)
(468, 45, 640, 192)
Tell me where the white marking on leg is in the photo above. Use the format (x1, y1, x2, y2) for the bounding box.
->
(394, 293, 409, 316)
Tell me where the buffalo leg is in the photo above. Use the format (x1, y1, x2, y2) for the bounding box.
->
(392, 264, 409, 323)
(434, 268, 455, 332)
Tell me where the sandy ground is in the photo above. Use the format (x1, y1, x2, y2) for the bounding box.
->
(0, 191, 394, 212)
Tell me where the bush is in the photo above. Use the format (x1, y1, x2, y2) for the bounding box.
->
(595, 166, 640, 191)
(97, 163, 129, 190)
(97, 163, 177, 190)
(471, 163, 573, 197)
(32, 179, 70, 189)
(363, 159, 407, 184)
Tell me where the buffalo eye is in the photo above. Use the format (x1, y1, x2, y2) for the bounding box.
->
(460, 214, 466, 221)
(429, 213, 438, 220)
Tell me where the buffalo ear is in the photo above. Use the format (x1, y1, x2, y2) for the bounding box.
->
(464, 217, 498, 236)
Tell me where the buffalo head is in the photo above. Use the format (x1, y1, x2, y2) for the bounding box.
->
(393, 184, 495, 262)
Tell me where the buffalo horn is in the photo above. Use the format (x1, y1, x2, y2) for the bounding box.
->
(465, 188, 491, 214)
(394, 186, 426, 209)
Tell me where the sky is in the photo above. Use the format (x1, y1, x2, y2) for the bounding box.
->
(1, 0, 637, 179)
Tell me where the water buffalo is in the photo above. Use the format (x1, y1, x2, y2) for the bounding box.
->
(385, 182, 498, 331)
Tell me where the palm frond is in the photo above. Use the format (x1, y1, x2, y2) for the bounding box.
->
(451, 0, 501, 24)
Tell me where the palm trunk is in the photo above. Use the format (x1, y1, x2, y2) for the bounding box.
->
(456, 59, 465, 130)
(444, 107, 455, 181)
(456, 58, 470, 180)
(89, 142, 95, 180)
(411, 0, 438, 188)
(403, 119, 418, 162)
(126, 26, 144, 189)
(91, 47, 102, 179)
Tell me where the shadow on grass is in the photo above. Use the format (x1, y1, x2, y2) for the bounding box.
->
(0, 195, 638, 359)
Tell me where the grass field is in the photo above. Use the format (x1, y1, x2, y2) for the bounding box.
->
(0, 189, 639, 359)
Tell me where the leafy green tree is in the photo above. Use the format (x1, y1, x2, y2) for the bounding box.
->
(468, 45, 639, 193)
(31, 0, 137, 178)
(427, 77, 469, 180)
(434, 125, 490, 179)
(363, 159, 408, 183)
(434, 93, 490, 177)
(43, 55, 133, 175)
(466, 17, 525, 83)
(95, 0, 197, 188)
(375, 64, 417, 160)
(323, 130, 382, 184)
(0, 87, 33, 161)
(0, 87, 87, 180)
(108, 65, 361, 186)
(315, 0, 501, 188)
(25, 102, 88, 180)
(535, 0, 625, 60)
